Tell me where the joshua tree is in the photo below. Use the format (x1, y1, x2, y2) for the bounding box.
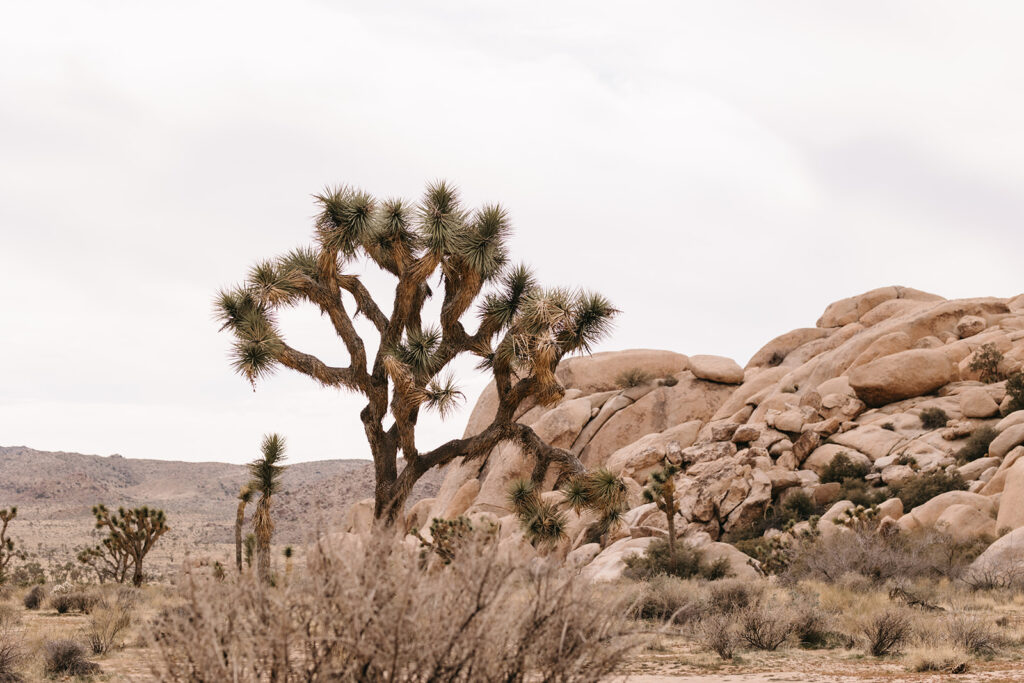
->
(76, 544, 130, 584)
(215, 181, 616, 524)
(248, 433, 287, 583)
(642, 459, 681, 553)
(92, 504, 169, 586)
(0, 507, 17, 584)
(283, 546, 294, 578)
(235, 485, 254, 573)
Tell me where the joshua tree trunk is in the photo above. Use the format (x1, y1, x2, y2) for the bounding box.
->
(235, 498, 247, 573)
(253, 500, 273, 583)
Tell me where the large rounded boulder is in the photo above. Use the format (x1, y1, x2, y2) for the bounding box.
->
(848, 349, 958, 407)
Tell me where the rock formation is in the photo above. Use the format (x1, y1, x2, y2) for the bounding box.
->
(395, 287, 1024, 580)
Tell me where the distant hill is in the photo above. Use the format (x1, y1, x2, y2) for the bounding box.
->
(0, 445, 442, 572)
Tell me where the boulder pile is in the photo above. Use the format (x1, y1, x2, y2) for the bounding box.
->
(367, 287, 1024, 580)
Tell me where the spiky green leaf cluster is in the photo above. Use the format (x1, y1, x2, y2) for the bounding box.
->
(423, 372, 465, 419)
(248, 433, 288, 497)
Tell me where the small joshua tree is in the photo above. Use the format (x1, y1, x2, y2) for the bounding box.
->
(248, 434, 287, 583)
(642, 459, 681, 553)
(215, 181, 617, 524)
(92, 504, 169, 586)
(235, 485, 254, 573)
(0, 507, 17, 585)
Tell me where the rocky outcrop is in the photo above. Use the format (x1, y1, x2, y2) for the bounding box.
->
(413, 288, 1024, 582)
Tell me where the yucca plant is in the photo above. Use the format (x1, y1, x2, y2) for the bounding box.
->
(0, 507, 18, 585)
(642, 459, 681, 553)
(235, 486, 254, 573)
(509, 468, 628, 548)
(248, 434, 288, 583)
(215, 181, 617, 524)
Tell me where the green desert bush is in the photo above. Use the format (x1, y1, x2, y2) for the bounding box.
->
(150, 534, 636, 682)
(919, 407, 949, 430)
(1006, 371, 1024, 414)
(956, 426, 999, 463)
(891, 470, 968, 510)
(22, 585, 44, 610)
(837, 479, 887, 507)
(969, 343, 1005, 383)
(616, 368, 653, 388)
(820, 452, 870, 484)
(623, 539, 730, 581)
(43, 640, 100, 677)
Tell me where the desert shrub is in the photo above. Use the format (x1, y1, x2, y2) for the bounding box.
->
(784, 528, 980, 584)
(150, 534, 636, 682)
(738, 606, 793, 650)
(778, 490, 818, 524)
(947, 614, 998, 655)
(955, 426, 999, 463)
(881, 422, 896, 431)
(697, 615, 735, 660)
(820, 452, 870, 484)
(85, 589, 136, 654)
(906, 646, 969, 673)
(789, 601, 833, 649)
(837, 479, 887, 507)
(43, 640, 100, 677)
(623, 539, 730, 581)
(627, 575, 700, 624)
(616, 368, 652, 388)
(1006, 372, 1024, 414)
(0, 607, 24, 683)
(891, 470, 967, 510)
(50, 590, 99, 615)
(919, 407, 949, 430)
(706, 578, 761, 614)
(22, 585, 45, 610)
(969, 343, 1004, 383)
(861, 610, 911, 656)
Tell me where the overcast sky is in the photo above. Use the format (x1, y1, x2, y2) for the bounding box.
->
(2, 2, 1023, 464)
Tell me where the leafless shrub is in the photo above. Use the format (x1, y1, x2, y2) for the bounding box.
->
(697, 615, 735, 660)
(906, 646, 969, 673)
(50, 590, 100, 615)
(43, 640, 100, 677)
(738, 606, 793, 650)
(0, 607, 25, 683)
(706, 578, 761, 613)
(789, 601, 834, 649)
(947, 613, 998, 655)
(150, 534, 637, 682)
(85, 589, 136, 654)
(963, 564, 1024, 592)
(861, 610, 911, 657)
(627, 575, 701, 624)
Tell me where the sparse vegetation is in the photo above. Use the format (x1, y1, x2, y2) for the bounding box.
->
(862, 610, 911, 656)
(956, 426, 999, 463)
(697, 615, 736, 660)
(150, 534, 635, 681)
(616, 368, 652, 388)
(1006, 371, 1024, 414)
(22, 585, 44, 611)
(820, 452, 870, 484)
(891, 470, 967, 510)
(0, 606, 24, 682)
(969, 343, 1005, 383)
(919, 406, 949, 430)
(623, 539, 730, 581)
(738, 606, 794, 650)
(42, 640, 99, 677)
(85, 588, 135, 654)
